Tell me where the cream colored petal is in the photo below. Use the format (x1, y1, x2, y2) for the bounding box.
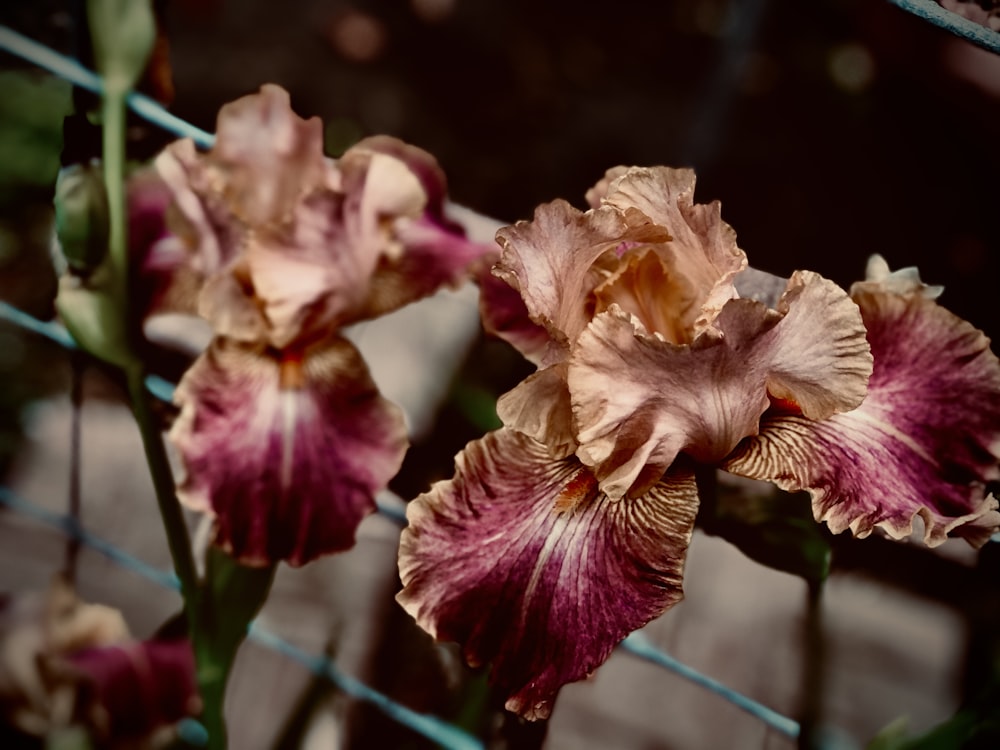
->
(601, 166, 747, 338)
(570, 273, 871, 499)
(496, 363, 576, 457)
(212, 84, 328, 225)
(494, 200, 661, 350)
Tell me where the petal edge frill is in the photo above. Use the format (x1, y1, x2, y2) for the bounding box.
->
(724, 289, 1000, 547)
(397, 428, 698, 719)
(570, 273, 870, 500)
(170, 337, 408, 566)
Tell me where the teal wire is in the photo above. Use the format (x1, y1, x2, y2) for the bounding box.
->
(621, 632, 800, 739)
(0, 25, 216, 149)
(887, 0, 1000, 54)
(0, 487, 483, 750)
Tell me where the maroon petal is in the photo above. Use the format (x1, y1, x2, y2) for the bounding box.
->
(397, 428, 698, 719)
(358, 216, 498, 319)
(725, 288, 1000, 546)
(478, 267, 552, 366)
(171, 336, 408, 566)
(67, 639, 199, 739)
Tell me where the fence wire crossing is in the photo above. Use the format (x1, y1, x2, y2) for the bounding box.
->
(0, 23, 807, 745)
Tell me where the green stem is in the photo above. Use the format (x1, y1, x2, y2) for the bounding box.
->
(101, 89, 129, 319)
(126, 366, 229, 750)
(125, 366, 199, 603)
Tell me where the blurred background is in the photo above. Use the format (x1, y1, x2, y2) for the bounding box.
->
(1, 1, 999, 748)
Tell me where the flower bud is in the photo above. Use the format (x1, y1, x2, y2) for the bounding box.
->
(87, 0, 157, 95)
(53, 163, 110, 278)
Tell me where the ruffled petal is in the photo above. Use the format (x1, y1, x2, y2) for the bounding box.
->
(724, 288, 1000, 547)
(64, 639, 199, 739)
(478, 268, 552, 366)
(211, 84, 327, 224)
(397, 429, 697, 720)
(570, 272, 871, 499)
(170, 336, 408, 566)
(358, 215, 497, 320)
(601, 166, 747, 338)
(494, 200, 667, 351)
(496, 363, 576, 457)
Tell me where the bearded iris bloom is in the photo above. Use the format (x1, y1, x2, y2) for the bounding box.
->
(397, 166, 1000, 719)
(153, 85, 493, 567)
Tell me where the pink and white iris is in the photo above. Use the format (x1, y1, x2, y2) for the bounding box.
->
(152, 85, 492, 567)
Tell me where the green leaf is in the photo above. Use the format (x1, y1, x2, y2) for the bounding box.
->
(55, 272, 135, 368)
(699, 476, 831, 584)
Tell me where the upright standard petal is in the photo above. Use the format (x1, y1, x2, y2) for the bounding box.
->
(478, 268, 552, 366)
(494, 200, 666, 352)
(170, 337, 408, 566)
(601, 166, 746, 338)
(211, 84, 327, 224)
(397, 429, 698, 720)
(570, 273, 871, 500)
(724, 287, 1000, 547)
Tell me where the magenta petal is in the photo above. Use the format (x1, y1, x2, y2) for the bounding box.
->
(67, 639, 198, 738)
(725, 289, 1000, 546)
(359, 216, 497, 319)
(478, 268, 553, 366)
(397, 429, 698, 719)
(171, 337, 408, 566)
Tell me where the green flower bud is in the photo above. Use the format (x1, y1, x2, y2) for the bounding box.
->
(87, 0, 157, 95)
(54, 163, 110, 277)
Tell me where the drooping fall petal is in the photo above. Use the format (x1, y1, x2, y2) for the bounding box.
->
(64, 639, 199, 739)
(724, 285, 1000, 547)
(170, 336, 408, 566)
(570, 272, 871, 500)
(397, 428, 698, 720)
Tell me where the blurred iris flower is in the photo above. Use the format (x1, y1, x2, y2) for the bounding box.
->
(149, 85, 492, 566)
(397, 166, 1000, 719)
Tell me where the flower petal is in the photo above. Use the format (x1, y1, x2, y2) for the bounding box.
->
(494, 200, 665, 352)
(496, 363, 576, 457)
(65, 639, 199, 739)
(211, 84, 327, 224)
(570, 272, 871, 499)
(601, 166, 747, 338)
(725, 288, 1000, 546)
(358, 216, 497, 320)
(478, 267, 552, 366)
(397, 428, 697, 720)
(170, 336, 408, 566)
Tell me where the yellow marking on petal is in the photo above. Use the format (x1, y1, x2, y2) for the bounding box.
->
(553, 467, 599, 513)
(279, 353, 305, 390)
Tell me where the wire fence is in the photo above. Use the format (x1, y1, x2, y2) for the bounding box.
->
(7, 6, 993, 744)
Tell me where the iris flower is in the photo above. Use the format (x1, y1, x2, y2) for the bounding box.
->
(397, 166, 1000, 719)
(153, 85, 492, 566)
